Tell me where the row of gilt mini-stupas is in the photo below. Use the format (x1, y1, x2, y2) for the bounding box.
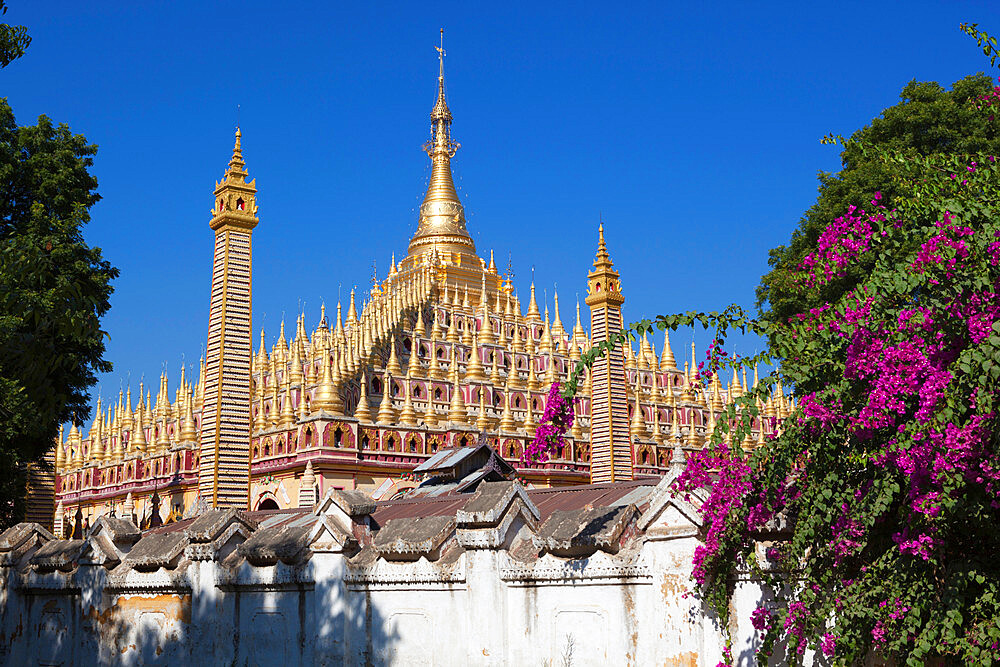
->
(43, 38, 796, 536)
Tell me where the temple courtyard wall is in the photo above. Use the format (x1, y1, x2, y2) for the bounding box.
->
(0, 472, 781, 666)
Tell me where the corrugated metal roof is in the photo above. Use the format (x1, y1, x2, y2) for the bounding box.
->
(370, 495, 471, 525)
(412, 447, 454, 472)
(526, 478, 659, 520)
(370, 478, 660, 525)
(413, 446, 479, 473)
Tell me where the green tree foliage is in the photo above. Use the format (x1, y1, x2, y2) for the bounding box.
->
(0, 1, 30, 69)
(757, 72, 1000, 327)
(0, 99, 117, 526)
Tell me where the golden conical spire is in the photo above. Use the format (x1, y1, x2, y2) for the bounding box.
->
(499, 378, 516, 432)
(489, 350, 502, 387)
(730, 365, 743, 400)
(544, 352, 557, 385)
(660, 329, 676, 371)
(354, 374, 373, 423)
(527, 357, 540, 392)
(178, 397, 198, 445)
(347, 288, 358, 326)
(279, 384, 296, 429)
(312, 354, 343, 414)
(407, 29, 476, 261)
(288, 342, 304, 385)
(254, 396, 266, 432)
(446, 310, 460, 344)
(686, 407, 700, 448)
(386, 335, 403, 377)
(711, 373, 724, 413)
(406, 340, 424, 379)
(448, 344, 459, 384)
(430, 308, 442, 341)
(131, 402, 147, 453)
(551, 289, 565, 341)
(594, 223, 612, 267)
(414, 307, 426, 338)
(377, 372, 397, 425)
(466, 331, 485, 380)
(527, 282, 541, 322)
(671, 394, 681, 442)
(539, 313, 553, 354)
(399, 373, 418, 427)
(422, 379, 438, 426)
(298, 385, 309, 421)
(448, 373, 467, 424)
(427, 339, 443, 380)
(630, 381, 647, 439)
(570, 396, 584, 440)
(476, 386, 490, 432)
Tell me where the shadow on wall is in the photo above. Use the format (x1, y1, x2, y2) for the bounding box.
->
(17, 563, 400, 666)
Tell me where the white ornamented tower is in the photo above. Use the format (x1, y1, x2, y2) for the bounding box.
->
(199, 128, 258, 507)
(585, 225, 632, 483)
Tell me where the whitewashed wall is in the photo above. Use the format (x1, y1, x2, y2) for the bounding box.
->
(0, 475, 775, 666)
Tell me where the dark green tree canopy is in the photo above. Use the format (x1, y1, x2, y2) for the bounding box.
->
(0, 1, 29, 69)
(0, 99, 116, 525)
(758, 73, 1000, 326)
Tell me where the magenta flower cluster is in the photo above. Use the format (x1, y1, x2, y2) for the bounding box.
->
(521, 382, 575, 465)
(798, 193, 890, 287)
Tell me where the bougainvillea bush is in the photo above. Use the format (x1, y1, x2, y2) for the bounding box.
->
(530, 26, 1000, 666)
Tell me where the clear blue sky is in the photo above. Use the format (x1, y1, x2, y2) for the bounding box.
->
(5, 1, 999, 407)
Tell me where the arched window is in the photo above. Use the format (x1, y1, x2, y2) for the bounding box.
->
(258, 497, 279, 511)
(361, 434, 369, 450)
(334, 427, 344, 448)
(413, 385, 423, 398)
(304, 427, 314, 449)
(434, 387, 443, 400)
(408, 437, 418, 453)
(515, 396, 522, 408)
(458, 435, 469, 447)
(372, 377, 382, 394)
(403, 338, 412, 352)
(236, 197, 245, 211)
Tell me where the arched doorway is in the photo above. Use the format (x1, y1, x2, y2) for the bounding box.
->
(257, 498, 279, 511)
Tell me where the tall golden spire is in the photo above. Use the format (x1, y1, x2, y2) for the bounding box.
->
(407, 29, 476, 260)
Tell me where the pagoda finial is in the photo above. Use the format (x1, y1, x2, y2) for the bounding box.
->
(211, 126, 257, 231)
(408, 30, 476, 260)
(594, 223, 612, 268)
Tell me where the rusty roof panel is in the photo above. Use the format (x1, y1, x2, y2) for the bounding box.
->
(526, 478, 658, 520)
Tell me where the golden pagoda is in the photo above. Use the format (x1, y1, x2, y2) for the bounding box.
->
(43, 33, 779, 533)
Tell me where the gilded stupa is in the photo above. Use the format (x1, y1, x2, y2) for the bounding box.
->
(43, 34, 792, 533)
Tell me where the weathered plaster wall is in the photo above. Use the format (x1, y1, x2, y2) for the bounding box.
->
(0, 475, 778, 666)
